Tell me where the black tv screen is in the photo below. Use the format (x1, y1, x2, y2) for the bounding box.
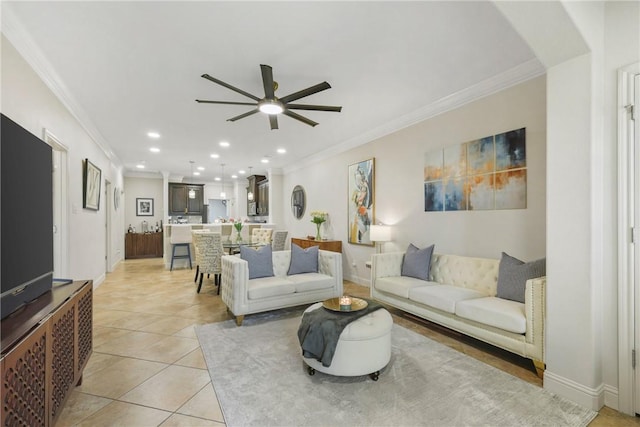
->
(1, 113, 53, 319)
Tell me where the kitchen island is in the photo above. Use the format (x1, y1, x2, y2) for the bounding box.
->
(162, 223, 276, 269)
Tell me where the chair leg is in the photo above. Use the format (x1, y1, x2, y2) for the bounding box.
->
(197, 273, 204, 293)
(216, 274, 221, 295)
(170, 245, 176, 271)
(194, 265, 199, 282)
(187, 245, 192, 269)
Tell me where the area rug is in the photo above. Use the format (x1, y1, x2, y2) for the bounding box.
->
(195, 309, 597, 427)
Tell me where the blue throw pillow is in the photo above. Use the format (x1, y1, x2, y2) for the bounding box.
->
(240, 244, 274, 279)
(287, 243, 319, 275)
(496, 252, 546, 303)
(401, 243, 434, 281)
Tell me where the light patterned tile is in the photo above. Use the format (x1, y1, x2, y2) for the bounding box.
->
(76, 401, 171, 427)
(176, 382, 224, 422)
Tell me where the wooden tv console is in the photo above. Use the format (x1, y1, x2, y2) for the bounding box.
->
(1, 280, 93, 427)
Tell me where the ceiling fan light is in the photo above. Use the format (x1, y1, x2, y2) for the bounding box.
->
(259, 100, 284, 115)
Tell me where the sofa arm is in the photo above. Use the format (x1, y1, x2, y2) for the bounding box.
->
(221, 255, 249, 315)
(371, 252, 404, 279)
(524, 276, 546, 360)
(318, 249, 344, 294)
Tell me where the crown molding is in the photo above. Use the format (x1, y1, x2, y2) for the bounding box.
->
(284, 58, 545, 174)
(2, 5, 121, 167)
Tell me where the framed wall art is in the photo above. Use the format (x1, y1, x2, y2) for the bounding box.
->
(82, 158, 101, 210)
(424, 127, 526, 212)
(348, 158, 374, 245)
(136, 198, 154, 216)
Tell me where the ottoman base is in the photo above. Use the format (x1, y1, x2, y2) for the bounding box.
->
(301, 302, 393, 379)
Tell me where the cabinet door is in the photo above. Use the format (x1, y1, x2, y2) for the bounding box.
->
(257, 181, 269, 215)
(187, 186, 203, 214)
(169, 184, 188, 215)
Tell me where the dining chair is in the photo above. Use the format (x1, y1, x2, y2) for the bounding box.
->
(170, 224, 193, 271)
(271, 230, 288, 251)
(191, 229, 210, 282)
(196, 232, 224, 294)
(251, 228, 273, 245)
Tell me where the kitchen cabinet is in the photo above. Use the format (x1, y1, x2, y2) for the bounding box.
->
(257, 180, 269, 215)
(247, 175, 267, 216)
(169, 183, 203, 215)
(291, 237, 342, 253)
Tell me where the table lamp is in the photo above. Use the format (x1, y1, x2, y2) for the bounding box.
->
(370, 225, 391, 253)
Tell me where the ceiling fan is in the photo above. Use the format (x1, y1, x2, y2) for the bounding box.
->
(196, 64, 342, 130)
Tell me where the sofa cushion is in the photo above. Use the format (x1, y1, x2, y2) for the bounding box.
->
(287, 243, 319, 275)
(247, 276, 296, 300)
(496, 252, 546, 303)
(455, 296, 526, 334)
(375, 276, 434, 299)
(287, 273, 335, 293)
(401, 244, 434, 280)
(409, 285, 486, 314)
(240, 245, 274, 280)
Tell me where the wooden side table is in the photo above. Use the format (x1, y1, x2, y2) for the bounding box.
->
(291, 237, 342, 253)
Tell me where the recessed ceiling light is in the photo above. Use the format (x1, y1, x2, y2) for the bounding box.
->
(219, 141, 230, 147)
(210, 153, 220, 159)
(238, 170, 246, 174)
(277, 148, 286, 154)
(147, 131, 160, 138)
(214, 177, 221, 181)
(197, 166, 205, 171)
(231, 174, 238, 179)
(136, 164, 145, 169)
(261, 158, 269, 164)
(150, 147, 160, 153)
(193, 172, 200, 176)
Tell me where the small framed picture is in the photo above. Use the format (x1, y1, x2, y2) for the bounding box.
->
(83, 158, 102, 210)
(136, 198, 154, 216)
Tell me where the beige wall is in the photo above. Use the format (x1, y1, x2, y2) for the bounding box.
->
(284, 76, 546, 285)
(124, 176, 165, 233)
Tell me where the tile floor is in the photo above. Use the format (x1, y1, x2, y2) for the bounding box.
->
(56, 257, 639, 426)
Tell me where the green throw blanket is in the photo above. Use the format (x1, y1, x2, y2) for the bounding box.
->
(297, 299, 383, 367)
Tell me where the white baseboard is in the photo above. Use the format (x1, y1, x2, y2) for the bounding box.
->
(343, 272, 370, 287)
(93, 272, 106, 289)
(603, 384, 619, 411)
(544, 370, 605, 411)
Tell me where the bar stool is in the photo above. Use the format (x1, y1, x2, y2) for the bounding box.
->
(170, 224, 193, 271)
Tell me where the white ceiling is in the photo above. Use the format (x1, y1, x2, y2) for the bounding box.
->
(3, 1, 543, 184)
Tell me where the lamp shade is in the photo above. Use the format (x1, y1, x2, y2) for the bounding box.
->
(370, 225, 391, 242)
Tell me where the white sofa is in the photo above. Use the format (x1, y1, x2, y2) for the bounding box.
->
(221, 249, 343, 325)
(371, 252, 546, 377)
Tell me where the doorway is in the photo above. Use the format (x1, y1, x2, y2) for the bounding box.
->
(44, 129, 68, 279)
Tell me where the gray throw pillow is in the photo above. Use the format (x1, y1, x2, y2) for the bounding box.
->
(287, 243, 319, 275)
(496, 252, 546, 303)
(240, 244, 274, 279)
(401, 244, 434, 281)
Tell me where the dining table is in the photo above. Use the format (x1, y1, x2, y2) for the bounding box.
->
(222, 238, 266, 255)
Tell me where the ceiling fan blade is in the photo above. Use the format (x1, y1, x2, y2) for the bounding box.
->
(286, 104, 342, 112)
(201, 74, 261, 102)
(278, 82, 331, 104)
(261, 64, 275, 99)
(283, 110, 319, 127)
(195, 100, 257, 106)
(227, 109, 259, 122)
(269, 115, 279, 130)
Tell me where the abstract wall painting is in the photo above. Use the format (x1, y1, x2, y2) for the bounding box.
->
(424, 127, 526, 212)
(348, 158, 375, 246)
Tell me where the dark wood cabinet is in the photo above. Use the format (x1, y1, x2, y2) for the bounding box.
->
(125, 232, 163, 259)
(291, 237, 342, 253)
(169, 183, 203, 215)
(257, 180, 269, 215)
(1, 280, 92, 427)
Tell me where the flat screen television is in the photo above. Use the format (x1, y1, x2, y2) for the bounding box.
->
(1, 113, 53, 319)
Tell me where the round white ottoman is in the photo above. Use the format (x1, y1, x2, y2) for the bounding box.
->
(301, 302, 393, 380)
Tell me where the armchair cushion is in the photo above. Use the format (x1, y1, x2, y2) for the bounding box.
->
(401, 243, 434, 280)
(240, 245, 274, 279)
(496, 252, 546, 303)
(287, 243, 319, 275)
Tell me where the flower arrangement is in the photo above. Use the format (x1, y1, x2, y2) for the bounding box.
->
(232, 219, 244, 240)
(310, 211, 328, 240)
